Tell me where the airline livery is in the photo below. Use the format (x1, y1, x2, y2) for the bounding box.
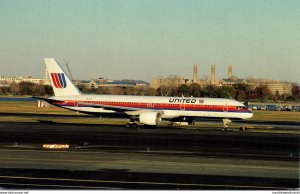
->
(36, 58, 253, 129)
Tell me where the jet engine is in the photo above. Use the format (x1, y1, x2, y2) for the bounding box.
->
(139, 112, 161, 126)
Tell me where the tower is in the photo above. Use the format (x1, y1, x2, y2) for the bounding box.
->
(228, 65, 232, 79)
(211, 64, 215, 84)
(193, 64, 197, 83)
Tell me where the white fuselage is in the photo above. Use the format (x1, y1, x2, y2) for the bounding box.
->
(49, 94, 253, 120)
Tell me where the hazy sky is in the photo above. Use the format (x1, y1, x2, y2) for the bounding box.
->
(0, 0, 299, 83)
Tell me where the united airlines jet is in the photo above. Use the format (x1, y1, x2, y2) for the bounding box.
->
(36, 58, 253, 129)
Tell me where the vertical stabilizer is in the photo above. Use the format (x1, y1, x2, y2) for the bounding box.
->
(45, 58, 81, 96)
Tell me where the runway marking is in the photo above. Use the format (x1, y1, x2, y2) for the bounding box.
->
(0, 175, 288, 189)
(0, 182, 121, 189)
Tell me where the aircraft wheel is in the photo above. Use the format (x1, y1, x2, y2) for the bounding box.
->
(240, 126, 247, 131)
(125, 123, 138, 128)
(222, 127, 227, 132)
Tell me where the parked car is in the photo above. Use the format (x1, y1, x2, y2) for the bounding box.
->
(251, 105, 257, 110)
(260, 105, 268, 111)
(285, 105, 292, 111)
(275, 105, 283, 111)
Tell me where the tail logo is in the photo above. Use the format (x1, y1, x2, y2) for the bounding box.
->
(50, 73, 67, 88)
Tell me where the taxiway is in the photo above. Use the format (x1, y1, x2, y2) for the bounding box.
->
(0, 119, 299, 189)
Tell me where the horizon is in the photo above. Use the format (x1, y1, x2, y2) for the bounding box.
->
(1, 66, 298, 85)
(0, 0, 299, 83)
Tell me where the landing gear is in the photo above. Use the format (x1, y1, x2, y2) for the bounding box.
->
(239, 126, 247, 131)
(172, 117, 195, 126)
(125, 117, 138, 128)
(222, 118, 232, 131)
(125, 122, 138, 128)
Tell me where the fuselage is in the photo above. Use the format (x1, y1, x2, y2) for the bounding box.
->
(43, 58, 253, 127)
(49, 94, 253, 120)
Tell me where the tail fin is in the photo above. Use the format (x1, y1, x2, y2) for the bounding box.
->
(45, 58, 81, 96)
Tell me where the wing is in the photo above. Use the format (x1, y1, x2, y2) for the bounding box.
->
(82, 102, 163, 116)
(81, 102, 139, 112)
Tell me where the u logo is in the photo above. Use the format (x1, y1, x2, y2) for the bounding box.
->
(50, 73, 67, 88)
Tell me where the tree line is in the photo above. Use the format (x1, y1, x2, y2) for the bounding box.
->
(156, 83, 300, 102)
(0, 82, 53, 96)
(1, 81, 299, 102)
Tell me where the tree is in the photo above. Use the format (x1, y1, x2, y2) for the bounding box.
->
(110, 87, 125, 95)
(220, 86, 235, 99)
(286, 95, 296, 101)
(144, 87, 156, 96)
(35, 85, 45, 96)
(188, 83, 202, 97)
(0, 86, 9, 95)
(77, 84, 88, 93)
(254, 85, 273, 101)
(156, 75, 181, 96)
(237, 90, 247, 101)
(9, 82, 19, 95)
(291, 85, 300, 99)
(156, 86, 173, 96)
(176, 84, 190, 97)
(274, 90, 282, 101)
(95, 86, 110, 94)
(202, 85, 220, 98)
(233, 83, 251, 100)
(44, 85, 54, 96)
(18, 82, 35, 95)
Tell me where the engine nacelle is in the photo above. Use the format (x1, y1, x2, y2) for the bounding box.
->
(139, 112, 161, 126)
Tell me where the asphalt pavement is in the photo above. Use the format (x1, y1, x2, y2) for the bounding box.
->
(0, 119, 298, 189)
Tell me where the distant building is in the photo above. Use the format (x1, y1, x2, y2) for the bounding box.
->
(0, 68, 51, 87)
(151, 64, 229, 89)
(215, 75, 248, 87)
(0, 76, 50, 86)
(149, 64, 294, 96)
(150, 76, 189, 90)
(81, 78, 149, 89)
(246, 78, 292, 95)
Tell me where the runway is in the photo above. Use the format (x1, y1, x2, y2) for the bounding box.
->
(0, 120, 299, 189)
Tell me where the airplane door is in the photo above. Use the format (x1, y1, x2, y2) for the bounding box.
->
(74, 98, 78, 107)
(180, 104, 185, 110)
(223, 104, 228, 112)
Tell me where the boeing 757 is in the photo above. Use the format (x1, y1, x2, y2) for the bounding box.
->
(35, 58, 253, 129)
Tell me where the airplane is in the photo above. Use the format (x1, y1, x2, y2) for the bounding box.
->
(35, 58, 253, 130)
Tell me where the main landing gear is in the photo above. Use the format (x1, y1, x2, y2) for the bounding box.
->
(125, 118, 138, 128)
(125, 122, 138, 128)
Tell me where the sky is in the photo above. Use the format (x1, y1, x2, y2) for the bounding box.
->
(0, 0, 299, 83)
